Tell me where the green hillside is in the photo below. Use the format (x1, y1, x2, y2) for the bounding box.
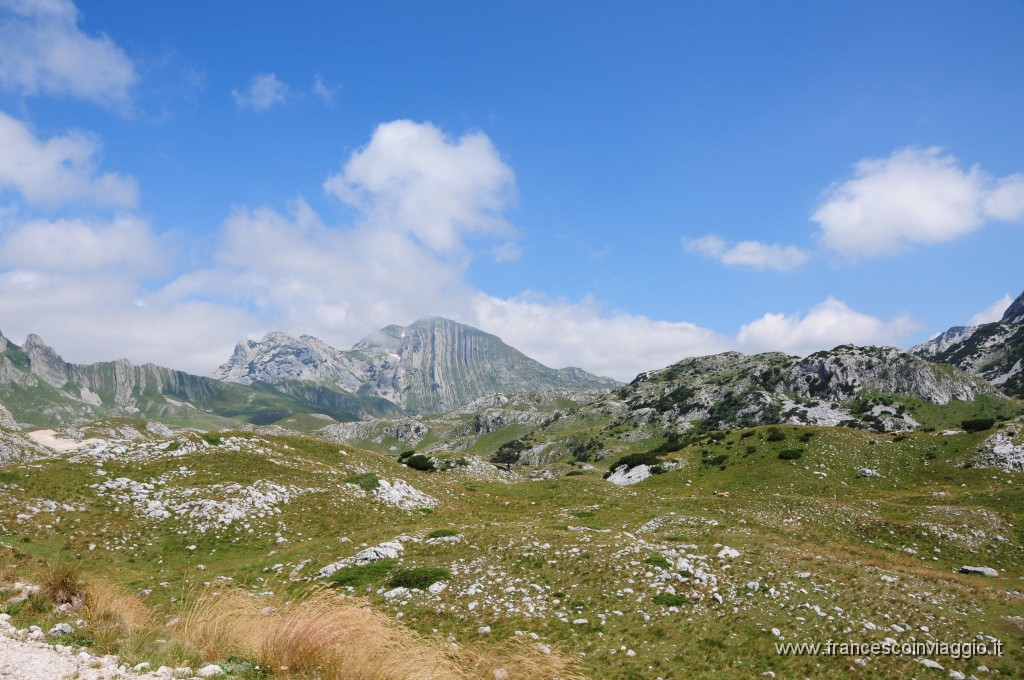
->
(2, 418, 1022, 678)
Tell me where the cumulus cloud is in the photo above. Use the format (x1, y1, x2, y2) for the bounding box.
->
(812, 147, 1024, 257)
(232, 72, 289, 111)
(968, 294, 1013, 326)
(0, 119, 927, 380)
(0, 212, 248, 371)
(324, 120, 516, 252)
(683, 234, 809, 271)
(0, 214, 160, 274)
(469, 294, 730, 381)
(735, 297, 920, 356)
(0, 111, 137, 207)
(0, 0, 136, 110)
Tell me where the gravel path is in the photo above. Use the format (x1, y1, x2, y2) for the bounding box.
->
(0, 633, 142, 679)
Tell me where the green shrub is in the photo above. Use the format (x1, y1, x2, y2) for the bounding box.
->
(201, 433, 223, 446)
(345, 473, 380, 491)
(611, 452, 661, 471)
(702, 454, 728, 466)
(778, 448, 803, 460)
(388, 567, 451, 590)
(328, 559, 395, 589)
(651, 593, 687, 607)
(403, 454, 436, 472)
(962, 418, 996, 433)
(427, 529, 458, 539)
(398, 450, 416, 461)
(644, 556, 671, 569)
(765, 427, 786, 442)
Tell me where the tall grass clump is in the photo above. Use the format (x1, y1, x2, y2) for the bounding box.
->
(41, 558, 85, 606)
(167, 585, 586, 679)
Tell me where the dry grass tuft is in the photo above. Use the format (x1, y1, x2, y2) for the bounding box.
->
(85, 581, 152, 651)
(169, 585, 588, 679)
(174, 586, 468, 678)
(460, 636, 590, 680)
(40, 558, 85, 606)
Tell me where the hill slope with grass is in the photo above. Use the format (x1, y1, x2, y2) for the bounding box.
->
(1, 415, 1023, 678)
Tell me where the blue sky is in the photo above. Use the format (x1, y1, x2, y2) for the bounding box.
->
(1, 0, 1022, 380)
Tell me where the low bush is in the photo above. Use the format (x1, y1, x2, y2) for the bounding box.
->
(328, 560, 395, 590)
(344, 473, 380, 491)
(765, 427, 786, 442)
(200, 433, 223, 446)
(778, 448, 803, 460)
(402, 454, 436, 472)
(644, 556, 671, 569)
(426, 529, 458, 539)
(612, 452, 661, 471)
(651, 593, 687, 607)
(388, 567, 451, 590)
(962, 418, 996, 433)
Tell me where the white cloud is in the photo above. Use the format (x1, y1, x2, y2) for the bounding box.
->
(312, 74, 340, 105)
(812, 147, 1024, 257)
(0, 119, 927, 381)
(736, 297, 920, 356)
(469, 294, 730, 381)
(0, 214, 160, 274)
(968, 294, 1013, 326)
(492, 242, 521, 262)
(232, 72, 289, 111)
(0, 111, 137, 207)
(0, 0, 136, 110)
(683, 234, 809, 271)
(324, 120, 516, 252)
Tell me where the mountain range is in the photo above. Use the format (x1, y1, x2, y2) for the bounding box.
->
(1, 290, 1021, 433)
(213, 317, 619, 412)
(0, 317, 616, 429)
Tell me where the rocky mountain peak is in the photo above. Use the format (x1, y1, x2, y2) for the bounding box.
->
(22, 334, 69, 388)
(1001, 289, 1024, 324)
(215, 317, 619, 413)
(911, 287, 1024, 399)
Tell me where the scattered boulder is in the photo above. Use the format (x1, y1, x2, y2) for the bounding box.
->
(607, 464, 652, 486)
(959, 566, 998, 577)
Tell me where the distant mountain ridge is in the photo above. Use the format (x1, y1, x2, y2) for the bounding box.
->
(214, 317, 620, 413)
(0, 331, 399, 429)
(912, 289, 1024, 399)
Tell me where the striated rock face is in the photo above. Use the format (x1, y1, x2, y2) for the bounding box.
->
(215, 317, 619, 413)
(912, 289, 1024, 399)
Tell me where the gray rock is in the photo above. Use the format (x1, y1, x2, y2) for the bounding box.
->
(959, 566, 998, 577)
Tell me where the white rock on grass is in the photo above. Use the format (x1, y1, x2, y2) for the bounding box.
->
(316, 539, 406, 578)
(197, 664, 226, 677)
(372, 479, 439, 510)
(606, 464, 652, 486)
(717, 546, 741, 559)
(959, 566, 998, 577)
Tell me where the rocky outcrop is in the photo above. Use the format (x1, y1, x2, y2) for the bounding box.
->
(613, 345, 998, 433)
(913, 290, 1024, 399)
(215, 317, 619, 413)
(0, 401, 17, 430)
